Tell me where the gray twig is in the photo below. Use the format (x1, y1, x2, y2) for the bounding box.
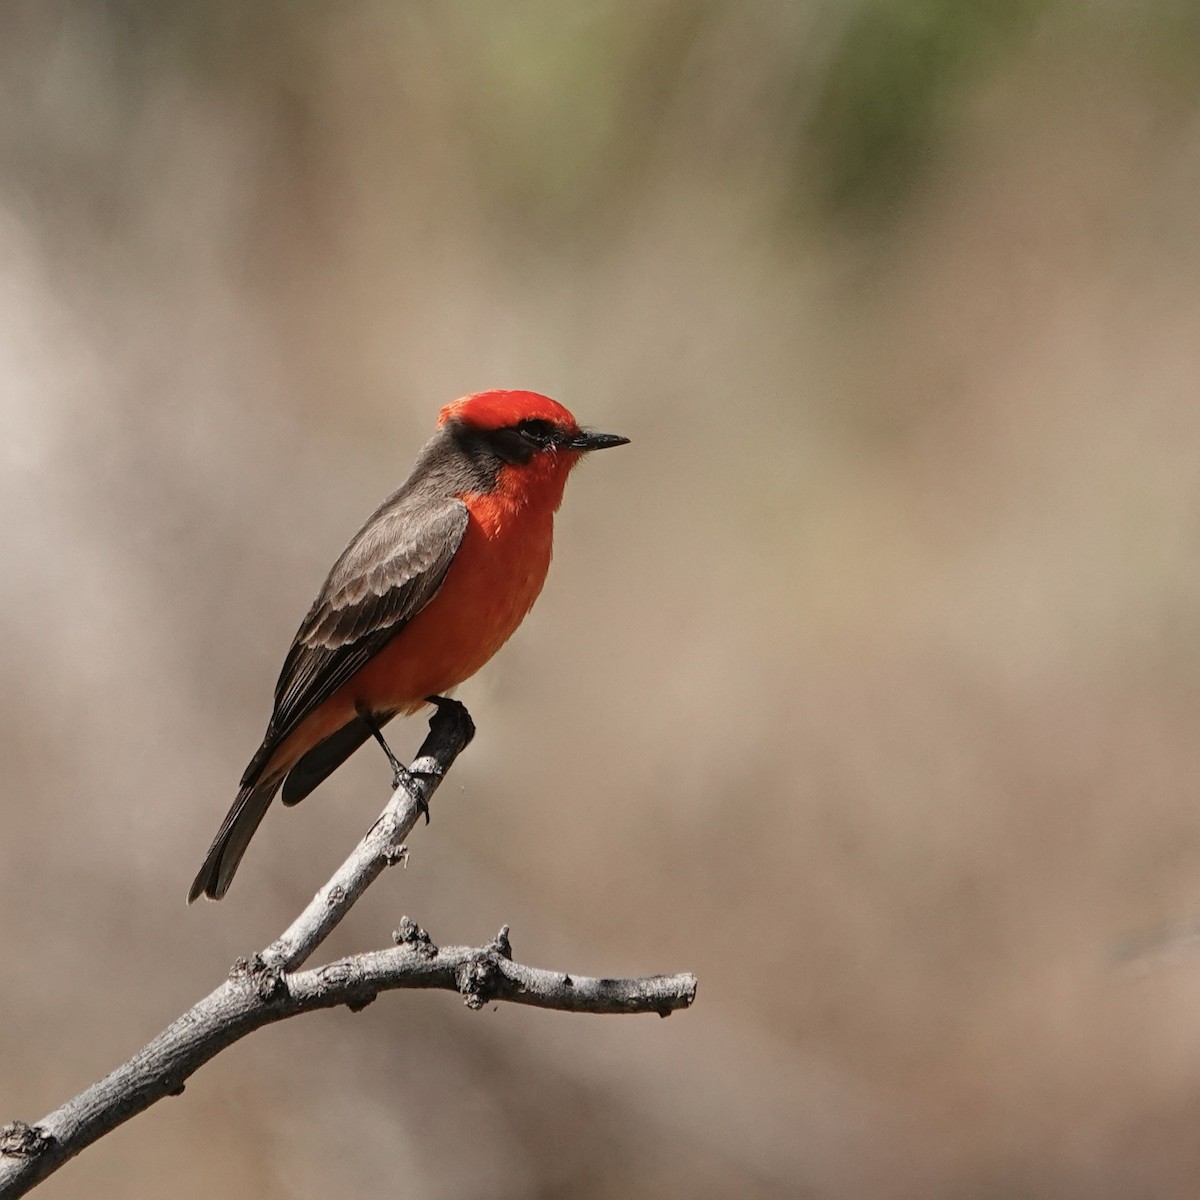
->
(263, 696, 476, 971)
(0, 702, 696, 1199)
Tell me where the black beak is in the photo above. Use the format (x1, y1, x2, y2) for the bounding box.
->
(568, 430, 630, 452)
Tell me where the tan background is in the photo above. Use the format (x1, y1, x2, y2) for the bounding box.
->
(4, 2, 1200, 1196)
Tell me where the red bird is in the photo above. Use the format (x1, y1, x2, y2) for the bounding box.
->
(189, 390, 628, 901)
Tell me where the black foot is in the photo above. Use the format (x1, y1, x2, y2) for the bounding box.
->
(391, 762, 430, 823)
(363, 714, 430, 821)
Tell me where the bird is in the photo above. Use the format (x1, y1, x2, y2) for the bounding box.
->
(188, 389, 629, 902)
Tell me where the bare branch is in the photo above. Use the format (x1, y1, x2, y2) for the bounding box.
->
(0, 702, 696, 1199)
(290, 925, 698, 1017)
(0, 925, 695, 1198)
(263, 695, 476, 972)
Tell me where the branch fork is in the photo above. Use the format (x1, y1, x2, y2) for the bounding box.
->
(0, 701, 696, 1198)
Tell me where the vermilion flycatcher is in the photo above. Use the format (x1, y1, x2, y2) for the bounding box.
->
(189, 390, 628, 902)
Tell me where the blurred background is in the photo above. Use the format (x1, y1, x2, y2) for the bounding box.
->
(4, 1, 1200, 1196)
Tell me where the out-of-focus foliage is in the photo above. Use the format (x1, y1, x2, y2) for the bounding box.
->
(5, 2, 1200, 1198)
(807, 0, 1047, 215)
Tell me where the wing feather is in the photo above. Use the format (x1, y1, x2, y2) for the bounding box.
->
(241, 495, 468, 785)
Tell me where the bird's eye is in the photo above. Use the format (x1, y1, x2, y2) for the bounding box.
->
(516, 418, 557, 447)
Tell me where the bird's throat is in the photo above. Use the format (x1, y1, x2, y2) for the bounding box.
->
(472, 454, 579, 531)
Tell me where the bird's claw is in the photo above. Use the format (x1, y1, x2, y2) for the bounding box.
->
(392, 764, 431, 824)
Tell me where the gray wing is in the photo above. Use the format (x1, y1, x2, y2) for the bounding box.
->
(241, 494, 469, 786)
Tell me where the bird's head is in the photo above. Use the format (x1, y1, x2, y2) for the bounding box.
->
(437, 390, 628, 509)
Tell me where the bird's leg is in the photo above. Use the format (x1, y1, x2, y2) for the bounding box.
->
(362, 713, 429, 823)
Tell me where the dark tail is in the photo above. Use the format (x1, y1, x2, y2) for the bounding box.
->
(280, 716, 376, 807)
(187, 776, 283, 903)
